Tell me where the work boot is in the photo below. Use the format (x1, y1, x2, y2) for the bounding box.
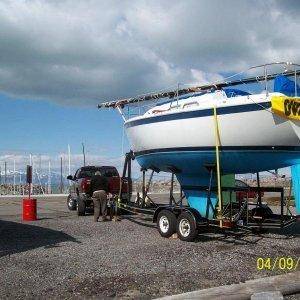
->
(102, 216, 109, 222)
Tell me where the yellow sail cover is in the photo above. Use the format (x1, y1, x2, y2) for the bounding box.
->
(271, 96, 300, 121)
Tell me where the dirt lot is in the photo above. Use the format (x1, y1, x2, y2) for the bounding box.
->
(0, 195, 299, 299)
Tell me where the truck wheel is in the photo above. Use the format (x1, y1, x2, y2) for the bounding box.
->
(67, 195, 77, 211)
(77, 198, 86, 216)
(176, 212, 198, 242)
(157, 210, 177, 238)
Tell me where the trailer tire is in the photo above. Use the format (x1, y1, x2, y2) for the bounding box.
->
(77, 198, 86, 216)
(157, 210, 177, 238)
(177, 212, 198, 242)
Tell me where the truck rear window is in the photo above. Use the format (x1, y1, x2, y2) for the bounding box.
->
(78, 167, 119, 178)
(100, 168, 119, 177)
(79, 170, 98, 178)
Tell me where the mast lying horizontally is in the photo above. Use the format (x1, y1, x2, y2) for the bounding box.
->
(97, 65, 300, 109)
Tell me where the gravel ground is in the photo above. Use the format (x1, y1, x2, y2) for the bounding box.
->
(0, 196, 299, 299)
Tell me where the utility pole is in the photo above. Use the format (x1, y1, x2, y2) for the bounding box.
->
(68, 144, 71, 175)
(13, 159, 16, 195)
(39, 154, 42, 174)
(68, 145, 71, 189)
(60, 156, 63, 194)
(4, 161, 7, 184)
(47, 160, 51, 194)
(82, 143, 86, 166)
(32, 155, 34, 184)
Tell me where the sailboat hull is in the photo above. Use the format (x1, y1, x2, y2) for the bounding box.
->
(126, 100, 300, 172)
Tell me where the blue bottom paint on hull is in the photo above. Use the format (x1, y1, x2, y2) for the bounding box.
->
(136, 150, 300, 218)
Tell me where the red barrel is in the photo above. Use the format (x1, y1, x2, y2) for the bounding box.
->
(22, 198, 37, 221)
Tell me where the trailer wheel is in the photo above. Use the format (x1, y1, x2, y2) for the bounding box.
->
(177, 212, 198, 242)
(157, 210, 177, 238)
(77, 198, 86, 216)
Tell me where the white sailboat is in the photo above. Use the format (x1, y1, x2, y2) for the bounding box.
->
(99, 62, 300, 217)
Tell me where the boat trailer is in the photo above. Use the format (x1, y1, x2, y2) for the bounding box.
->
(117, 151, 298, 242)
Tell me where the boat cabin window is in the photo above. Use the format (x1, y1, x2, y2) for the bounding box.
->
(183, 102, 199, 109)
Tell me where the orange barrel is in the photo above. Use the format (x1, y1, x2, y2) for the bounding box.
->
(22, 198, 37, 221)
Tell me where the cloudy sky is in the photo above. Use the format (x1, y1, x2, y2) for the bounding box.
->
(1, 0, 299, 105)
(0, 0, 299, 173)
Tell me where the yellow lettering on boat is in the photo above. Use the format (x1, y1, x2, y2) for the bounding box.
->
(271, 96, 300, 121)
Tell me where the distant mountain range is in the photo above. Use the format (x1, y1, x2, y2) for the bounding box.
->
(0, 171, 69, 186)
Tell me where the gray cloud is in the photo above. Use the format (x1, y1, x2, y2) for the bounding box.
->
(0, 0, 299, 106)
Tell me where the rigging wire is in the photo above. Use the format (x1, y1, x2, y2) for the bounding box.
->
(99, 62, 300, 110)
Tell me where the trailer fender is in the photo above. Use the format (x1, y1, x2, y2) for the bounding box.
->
(153, 206, 204, 223)
(183, 207, 204, 224)
(153, 207, 176, 223)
